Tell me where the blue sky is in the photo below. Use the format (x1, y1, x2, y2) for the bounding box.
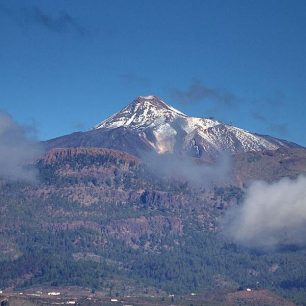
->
(1, 0, 306, 145)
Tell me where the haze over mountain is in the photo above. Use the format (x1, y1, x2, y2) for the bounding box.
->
(46, 96, 301, 159)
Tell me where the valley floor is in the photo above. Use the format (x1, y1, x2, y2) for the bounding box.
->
(0, 287, 295, 306)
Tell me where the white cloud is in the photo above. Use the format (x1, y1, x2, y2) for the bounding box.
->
(142, 151, 231, 187)
(0, 111, 43, 182)
(224, 175, 306, 248)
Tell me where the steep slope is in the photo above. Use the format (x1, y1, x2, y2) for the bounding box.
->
(46, 96, 301, 158)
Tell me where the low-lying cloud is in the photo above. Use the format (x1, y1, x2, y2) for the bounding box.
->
(142, 151, 231, 187)
(224, 175, 306, 248)
(0, 111, 43, 182)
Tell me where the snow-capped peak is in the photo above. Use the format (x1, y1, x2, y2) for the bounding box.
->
(95, 96, 187, 130)
(139, 95, 156, 99)
(94, 95, 297, 155)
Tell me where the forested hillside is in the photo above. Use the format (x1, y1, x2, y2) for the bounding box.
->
(1, 147, 306, 305)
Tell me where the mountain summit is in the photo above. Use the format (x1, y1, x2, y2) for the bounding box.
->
(47, 96, 300, 158)
(95, 96, 187, 131)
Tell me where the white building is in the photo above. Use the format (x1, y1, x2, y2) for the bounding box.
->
(48, 292, 61, 296)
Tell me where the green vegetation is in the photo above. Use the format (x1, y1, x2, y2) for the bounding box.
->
(0, 152, 306, 305)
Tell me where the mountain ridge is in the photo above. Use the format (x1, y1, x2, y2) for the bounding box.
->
(46, 96, 302, 158)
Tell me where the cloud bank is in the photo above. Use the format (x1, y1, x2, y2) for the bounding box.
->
(224, 175, 306, 248)
(0, 111, 43, 182)
(142, 152, 231, 187)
